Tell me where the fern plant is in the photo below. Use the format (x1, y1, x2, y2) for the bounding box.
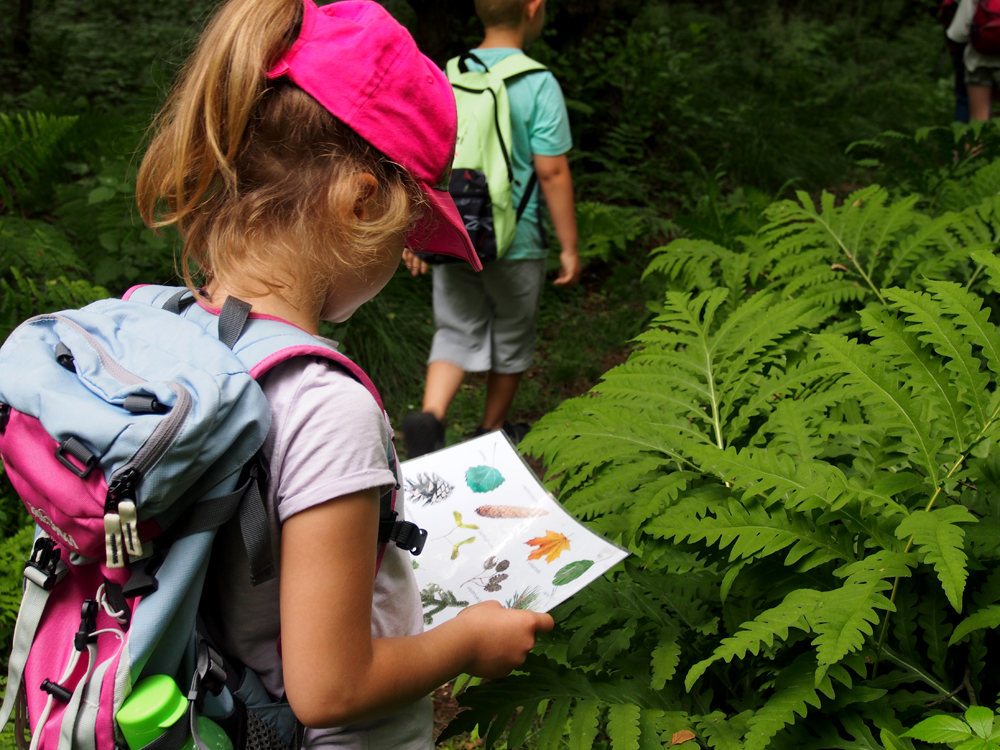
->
(442, 163, 1000, 749)
(0, 112, 78, 212)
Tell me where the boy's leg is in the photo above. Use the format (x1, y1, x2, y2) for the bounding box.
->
(482, 371, 524, 431)
(404, 263, 492, 457)
(967, 82, 992, 121)
(478, 258, 547, 437)
(422, 360, 467, 421)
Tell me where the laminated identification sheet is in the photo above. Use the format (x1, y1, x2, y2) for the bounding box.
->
(400, 431, 630, 626)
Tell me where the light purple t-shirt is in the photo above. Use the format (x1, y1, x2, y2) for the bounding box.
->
(204, 353, 432, 750)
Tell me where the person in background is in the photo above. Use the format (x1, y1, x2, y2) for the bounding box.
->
(948, 0, 1000, 120)
(941, 0, 971, 122)
(401, 0, 581, 458)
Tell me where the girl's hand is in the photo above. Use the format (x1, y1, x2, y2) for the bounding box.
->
(402, 248, 429, 276)
(456, 601, 555, 678)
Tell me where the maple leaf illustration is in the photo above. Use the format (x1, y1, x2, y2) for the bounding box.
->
(526, 530, 571, 563)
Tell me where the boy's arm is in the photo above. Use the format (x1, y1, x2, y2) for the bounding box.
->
(534, 153, 581, 286)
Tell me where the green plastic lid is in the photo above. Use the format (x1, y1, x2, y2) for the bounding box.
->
(117, 675, 188, 750)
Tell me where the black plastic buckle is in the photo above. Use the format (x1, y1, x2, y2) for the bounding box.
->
(0, 402, 10, 433)
(379, 512, 428, 556)
(54, 437, 97, 479)
(122, 548, 162, 599)
(24, 537, 62, 591)
(40, 679, 72, 703)
(74, 600, 98, 651)
(189, 641, 227, 709)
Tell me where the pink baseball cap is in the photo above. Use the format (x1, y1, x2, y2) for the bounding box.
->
(267, 0, 481, 271)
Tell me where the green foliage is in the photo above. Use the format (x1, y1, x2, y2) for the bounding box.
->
(0, 111, 77, 211)
(446, 154, 1000, 748)
(903, 706, 1000, 748)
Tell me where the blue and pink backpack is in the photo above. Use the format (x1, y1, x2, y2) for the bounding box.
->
(0, 285, 426, 750)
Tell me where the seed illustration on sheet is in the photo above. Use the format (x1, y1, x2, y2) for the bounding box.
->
(505, 587, 542, 610)
(462, 556, 511, 591)
(526, 530, 571, 563)
(553, 560, 594, 586)
(433, 511, 480, 541)
(406, 472, 454, 506)
(466, 465, 505, 493)
(475, 505, 548, 519)
(450, 536, 476, 560)
(421, 583, 469, 625)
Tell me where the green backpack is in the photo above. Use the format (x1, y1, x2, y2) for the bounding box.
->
(421, 51, 548, 265)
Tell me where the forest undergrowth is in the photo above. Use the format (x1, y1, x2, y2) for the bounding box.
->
(0, 1, 992, 749)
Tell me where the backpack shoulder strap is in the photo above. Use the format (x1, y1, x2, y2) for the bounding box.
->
(489, 53, 548, 81)
(123, 285, 385, 409)
(125, 286, 427, 562)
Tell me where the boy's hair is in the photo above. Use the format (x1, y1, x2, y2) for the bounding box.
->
(136, 0, 424, 314)
(474, 0, 528, 29)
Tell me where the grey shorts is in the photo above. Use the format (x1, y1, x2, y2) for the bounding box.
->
(967, 65, 1000, 88)
(429, 258, 547, 374)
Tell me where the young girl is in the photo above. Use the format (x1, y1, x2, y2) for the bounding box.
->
(135, 0, 554, 747)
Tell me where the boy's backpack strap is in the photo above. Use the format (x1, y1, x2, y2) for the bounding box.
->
(488, 53, 548, 81)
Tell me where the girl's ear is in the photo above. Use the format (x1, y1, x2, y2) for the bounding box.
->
(353, 172, 380, 220)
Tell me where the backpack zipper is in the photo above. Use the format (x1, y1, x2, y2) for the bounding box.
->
(28, 314, 194, 568)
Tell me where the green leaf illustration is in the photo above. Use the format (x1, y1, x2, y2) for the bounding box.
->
(553, 559, 595, 586)
(466, 465, 505, 493)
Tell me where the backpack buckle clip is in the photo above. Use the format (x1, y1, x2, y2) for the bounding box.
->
(378, 512, 428, 556)
(24, 537, 63, 591)
(189, 641, 227, 709)
(0, 403, 10, 433)
(74, 600, 98, 651)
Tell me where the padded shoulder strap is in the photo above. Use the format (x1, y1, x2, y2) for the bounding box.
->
(489, 53, 548, 81)
(123, 286, 385, 411)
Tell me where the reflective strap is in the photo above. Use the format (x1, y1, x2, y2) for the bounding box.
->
(0, 561, 65, 730)
(57, 643, 98, 750)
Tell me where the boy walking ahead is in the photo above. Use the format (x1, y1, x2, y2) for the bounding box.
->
(402, 0, 581, 457)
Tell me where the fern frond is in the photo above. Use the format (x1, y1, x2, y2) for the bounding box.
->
(948, 604, 1000, 645)
(0, 112, 78, 209)
(567, 699, 601, 750)
(650, 627, 682, 690)
(606, 703, 641, 750)
(884, 288, 991, 429)
(684, 442, 860, 514)
(684, 588, 821, 691)
(743, 654, 853, 750)
(697, 711, 750, 750)
(895, 506, 977, 612)
(811, 551, 915, 668)
(814, 334, 946, 486)
(860, 309, 970, 443)
(924, 279, 1000, 377)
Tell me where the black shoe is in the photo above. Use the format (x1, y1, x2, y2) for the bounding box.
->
(503, 421, 531, 445)
(402, 411, 445, 458)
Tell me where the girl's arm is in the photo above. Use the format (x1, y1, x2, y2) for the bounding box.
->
(279, 488, 554, 728)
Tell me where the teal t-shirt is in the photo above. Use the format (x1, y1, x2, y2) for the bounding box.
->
(466, 48, 573, 260)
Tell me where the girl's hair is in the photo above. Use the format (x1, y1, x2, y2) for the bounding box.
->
(136, 0, 425, 312)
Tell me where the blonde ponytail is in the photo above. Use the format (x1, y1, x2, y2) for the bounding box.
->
(138, 0, 301, 227)
(136, 0, 423, 310)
